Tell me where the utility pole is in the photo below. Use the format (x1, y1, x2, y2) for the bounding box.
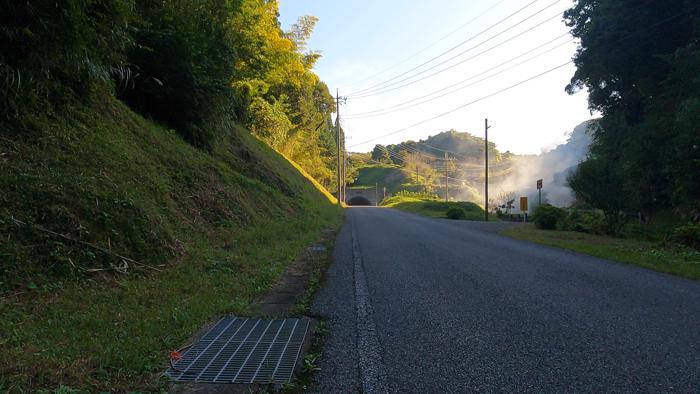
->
(444, 151, 449, 202)
(335, 89, 342, 205)
(375, 183, 378, 206)
(343, 145, 347, 204)
(484, 118, 491, 221)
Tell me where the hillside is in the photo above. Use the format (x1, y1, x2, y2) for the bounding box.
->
(0, 94, 341, 391)
(350, 164, 423, 194)
(363, 122, 595, 208)
(368, 130, 517, 203)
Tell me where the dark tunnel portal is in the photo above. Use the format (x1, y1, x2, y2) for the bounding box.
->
(347, 196, 373, 206)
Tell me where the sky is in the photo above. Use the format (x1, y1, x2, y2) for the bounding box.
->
(278, 0, 595, 155)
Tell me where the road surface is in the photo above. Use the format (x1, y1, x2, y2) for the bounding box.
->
(310, 207, 700, 393)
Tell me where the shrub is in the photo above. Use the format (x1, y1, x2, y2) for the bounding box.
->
(671, 223, 700, 249)
(1, 0, 135, 117)
(568, 210, 605, 234)
(395, 190, 438, 200)
(446, 207, 467, 220)
(532, 204, 567, 230)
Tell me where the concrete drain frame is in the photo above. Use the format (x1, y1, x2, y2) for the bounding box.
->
(166, 316, 310, 385)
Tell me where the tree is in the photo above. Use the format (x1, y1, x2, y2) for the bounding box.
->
(564, 0, 698, 119)
(248, 97, 291, 149)
(564, 0, 700, 217)
(371, 145, 391, 164)
(568, 158, 628, 235)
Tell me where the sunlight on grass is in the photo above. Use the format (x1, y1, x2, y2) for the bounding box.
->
(382, 196, 495, 221)
(502, 224, 700, 280)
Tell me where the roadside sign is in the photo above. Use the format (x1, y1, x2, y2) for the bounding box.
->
(520, 196, 528, 212)
(537, 179, 543, 190)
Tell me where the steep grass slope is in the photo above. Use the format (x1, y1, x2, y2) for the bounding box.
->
(0, 94, 341, 391)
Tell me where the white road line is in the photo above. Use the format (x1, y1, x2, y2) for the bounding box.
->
(351, 219, 390, 393)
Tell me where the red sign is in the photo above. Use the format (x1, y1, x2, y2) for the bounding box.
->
(536, 179, 543, 190)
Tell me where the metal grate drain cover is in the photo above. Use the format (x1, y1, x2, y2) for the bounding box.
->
(166, 317, 310, 384)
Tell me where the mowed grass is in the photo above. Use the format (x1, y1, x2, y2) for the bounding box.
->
(382, 196, 494, 221)
(0, 94, 342, 391)
(502, 224, 700, 280)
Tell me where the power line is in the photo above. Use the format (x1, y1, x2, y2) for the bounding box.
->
(347, 0, 510, 89)
(350, 8, 565, 99)
(347, 0, 544, 96)
(349, 0, 563, 98)
(346, 34, 572, 118)
(345, 1, 696, 151)
(347, 61, 572, 149)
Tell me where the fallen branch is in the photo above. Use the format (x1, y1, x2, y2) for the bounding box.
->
(0, 291, 25, 301)
(10, 217, 162, 272)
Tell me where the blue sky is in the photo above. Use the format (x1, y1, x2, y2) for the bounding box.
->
(279, 0, 594, 154)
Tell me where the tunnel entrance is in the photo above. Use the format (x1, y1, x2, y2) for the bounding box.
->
(347, 196, 373, 206)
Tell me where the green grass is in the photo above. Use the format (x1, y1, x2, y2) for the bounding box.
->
(381, 196, 494, 221)
(353, 164, 401, 186)
(351, 164, 423, 194)
(0, 93, 342, 391)
(501, 224, 700, 280)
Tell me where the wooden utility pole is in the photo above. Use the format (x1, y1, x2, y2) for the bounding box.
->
(484, 118, 490, 221)
(336, 89, 342, 205)
(444, 151, 449, 202)
(343, 145, 347, 204)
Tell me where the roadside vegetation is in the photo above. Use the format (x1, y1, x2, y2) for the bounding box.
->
(501, 0, 700, 270)
(563, 0, 699, 238)
(501, 204, 700, 280)
(0, 0, 343, 391)
(0, 93, 341, 392)
(502, 224, 700, 280)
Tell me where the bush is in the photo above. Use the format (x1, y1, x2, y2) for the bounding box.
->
(395, 190, 438, 200)
(567, 210, 605, 234)
(1, 0, 135, 117)
(671, 223, 700, 249)
(446, 207, 467, 220)
(532, 204, 567, 230)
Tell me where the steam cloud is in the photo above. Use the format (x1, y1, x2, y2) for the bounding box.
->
(491, 120, 595, 210)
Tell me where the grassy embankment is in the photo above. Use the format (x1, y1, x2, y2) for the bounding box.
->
(0, 94, 342, 391)
(381, 196, 496, 221)
(351, 164, 425, 193)
(502, 224, 700, 280)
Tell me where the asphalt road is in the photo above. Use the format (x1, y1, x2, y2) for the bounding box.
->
(310, 207, 700, 393)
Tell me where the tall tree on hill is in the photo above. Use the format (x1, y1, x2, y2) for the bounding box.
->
(372, 145, 391, 164)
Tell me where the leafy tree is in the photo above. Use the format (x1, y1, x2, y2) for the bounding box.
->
(248, 97, 291, 149)
(371, 145, 391, 163)
(117, 0, 243, 148)
(1, 0, 345, 191)
(565, 0, 700, 218)
(568, 157, 629, 235)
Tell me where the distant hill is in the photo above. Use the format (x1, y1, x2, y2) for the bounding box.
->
(359, 130, 512, 202)
(381, 129, 508, 165)
(358, 121, 596, 207)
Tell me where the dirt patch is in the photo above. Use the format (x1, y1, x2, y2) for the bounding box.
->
(255, 228, 335, 317)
